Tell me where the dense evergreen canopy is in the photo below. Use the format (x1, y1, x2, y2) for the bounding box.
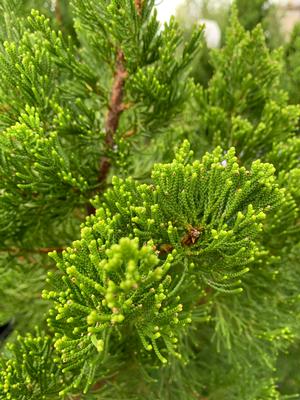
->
(0, 1, 299, 399)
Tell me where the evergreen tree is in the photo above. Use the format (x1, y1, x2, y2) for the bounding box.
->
(0, 1, 299, 399)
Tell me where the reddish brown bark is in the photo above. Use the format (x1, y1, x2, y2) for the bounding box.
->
(35, 247, 64, 254)
(134, 0, 143, 15)
(98, 49, 128, 186)
(88, 2, 145, 217)
(104, 50, 128, 147)
(86, 49, 128, 216)
(55, 0, 63, 25)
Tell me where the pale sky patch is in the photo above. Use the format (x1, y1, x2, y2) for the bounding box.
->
(155, 0, 185, 24)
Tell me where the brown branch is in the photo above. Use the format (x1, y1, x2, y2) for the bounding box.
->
(198, 287, 213, 305)
(134, 0, 143, 16)
(1, 247, 64, 255)
(87, 1, 144, 216)
(33, 247, 64, 254)
(104, 50, 128, 146)
(88, 50, 128, 215)
(55, 0, 63, 25)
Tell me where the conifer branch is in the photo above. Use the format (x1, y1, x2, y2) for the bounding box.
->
(88, 49, 128, 216)
(134, 0, 143, 15)
(98, 0, 144, 191)
(1, 4, 300, 399)
(55, 0, 63, 25)
(99, 49, 128, 183)
(1, 247, 64, 255)
(33, 247, 64, 254)
(88, 1, 143, 216)
(104, 50, 128, 144)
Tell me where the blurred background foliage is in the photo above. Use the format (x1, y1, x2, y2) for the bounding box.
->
(175, 0, 287, 87)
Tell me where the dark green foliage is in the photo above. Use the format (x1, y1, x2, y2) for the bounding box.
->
(0, 253, 49, 328)
(0, 332, 63, 399)
(235, 0, 283, 48)
(236, 0, 270, 31)
(0, 1, 300, 399)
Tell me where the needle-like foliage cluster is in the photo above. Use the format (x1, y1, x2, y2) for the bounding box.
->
(0, 1, 299, 399)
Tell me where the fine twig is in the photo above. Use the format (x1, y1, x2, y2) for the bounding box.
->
(1, 247, 64, 255)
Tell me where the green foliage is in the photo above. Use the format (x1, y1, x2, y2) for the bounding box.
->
(95, 142, 283, 287)
(236, 0, 270, 31)
(189, 10, 300, 165)
(0, 114, 95, 243)
(0, 1, 299, 399)
(45, 238, 186, 389)
(0, 332, 63, 399)
(235, 0, 284, 48)
(72, 0, 203, 133)
(39, 141, 284, 395)
(0, 253, 49, 328)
